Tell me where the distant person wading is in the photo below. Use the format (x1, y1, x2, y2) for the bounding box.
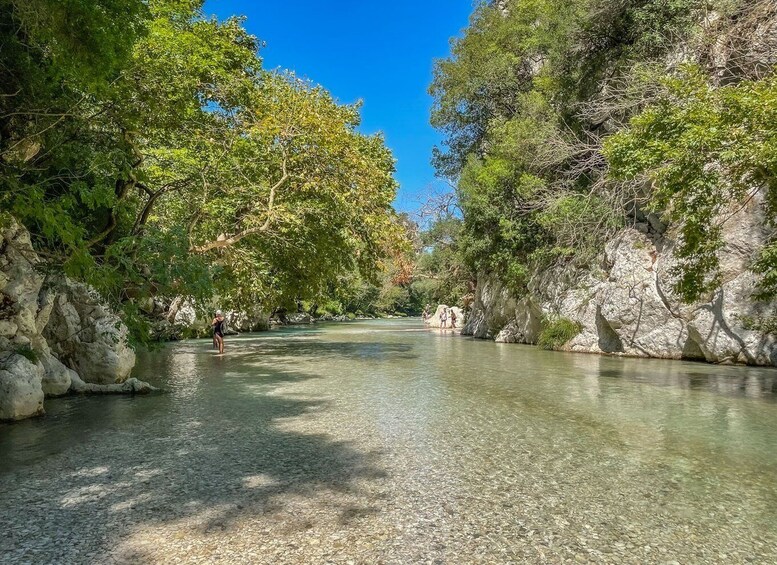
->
(212, 310, 226, 355)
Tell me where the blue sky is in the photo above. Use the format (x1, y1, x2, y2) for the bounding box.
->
(202, 1, 475, 214)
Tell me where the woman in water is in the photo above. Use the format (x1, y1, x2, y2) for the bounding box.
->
(212, 310, 226, 354)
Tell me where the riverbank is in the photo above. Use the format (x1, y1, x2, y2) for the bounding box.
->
(461, 197, 777, 367)
(2, 320, 776, 564)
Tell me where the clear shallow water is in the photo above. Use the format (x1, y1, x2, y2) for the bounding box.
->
(2, 319, 777, 564)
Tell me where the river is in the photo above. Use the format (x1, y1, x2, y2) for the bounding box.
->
(1, 319, 777, 564)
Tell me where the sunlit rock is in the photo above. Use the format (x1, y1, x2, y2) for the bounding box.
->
(465, 194, 777, 366)
(425, 305, 464, 329)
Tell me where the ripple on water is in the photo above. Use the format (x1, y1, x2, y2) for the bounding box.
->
(1, 319, 777, 564)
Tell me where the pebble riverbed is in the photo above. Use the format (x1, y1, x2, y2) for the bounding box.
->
(2, 319, 777, 564)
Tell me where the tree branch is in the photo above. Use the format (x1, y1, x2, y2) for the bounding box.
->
(189, 158, 289, 253)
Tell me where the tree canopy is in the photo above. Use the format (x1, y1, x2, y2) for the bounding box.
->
(429, 0, 776, 304)
(1, 0, 404, 342)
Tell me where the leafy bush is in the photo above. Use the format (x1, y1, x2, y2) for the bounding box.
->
(14, 345, 39, 364)
(537, 317, 582, 350)
(739, 315, 777, 336)
(317, 300, 344, 317)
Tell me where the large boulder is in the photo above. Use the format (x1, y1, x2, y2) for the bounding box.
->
(0, 353, 44, 421)
(39, 349, 75, 397)
(286, 312, 314, 325)
(44, 282, 136, 385)
(462, 277, 543, 342)
(1, 217, 153, 421)
(426, 305, 465, 329)
(170, 297, 198, 326)
(227, 308, 270, 332)
(0, 218, 45, 343)
(0, 218, 48, 420)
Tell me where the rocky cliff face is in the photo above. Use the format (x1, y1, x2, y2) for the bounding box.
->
(0, 218, 153, 422)
(463, 194, 777, 366)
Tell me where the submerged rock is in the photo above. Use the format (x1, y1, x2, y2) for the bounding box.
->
(70, 375, 156, 395)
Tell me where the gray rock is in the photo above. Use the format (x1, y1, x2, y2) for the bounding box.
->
(70, 374, 156, 394)
(466, 193, 777, 366)
(39, 349, 75, 397)
(286, 313, 314, 325)
(647, 213, 668, 234)
(0, 320, 17, 338)
(0, 353, 44, 421)
(1, 216, 152, 421)
(0, 218, 47, 420)
(171, 298, 198, 326)
(227, 308, 270, 332)
(44, 281, 135, 384)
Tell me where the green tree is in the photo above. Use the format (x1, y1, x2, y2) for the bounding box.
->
(1, 0, 403, 343)
(429, 0, 728, 299)
(605, 65, 777, 301)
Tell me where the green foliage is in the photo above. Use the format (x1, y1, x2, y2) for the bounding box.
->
(429, 0, 681, 294)
(753, 242, 777, 301)
(533, 195, 623, 266)
(413, 215, 472, 306)
(537, 317, 582, 350)
(0, 0, 403, 345)
(605, 65, 777, 301)
(430, 0, 767, 308)
(430, 0, 708, 177)
(738, 314, 777, 336)
(13, 345, 39, 364)
(430, 0, 586, 177)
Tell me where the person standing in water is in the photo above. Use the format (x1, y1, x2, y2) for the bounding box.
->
(440, 307, 448, 329)
(450, 308, 457, 329)
(212, 310, 226, 354)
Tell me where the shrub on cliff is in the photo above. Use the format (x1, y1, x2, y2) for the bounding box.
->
(538, 317, 582, 350)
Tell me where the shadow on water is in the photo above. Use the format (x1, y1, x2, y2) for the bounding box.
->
(0, 356, 389, 563)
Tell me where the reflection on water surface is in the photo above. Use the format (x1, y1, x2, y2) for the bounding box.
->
(1, 319, 776, 563)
